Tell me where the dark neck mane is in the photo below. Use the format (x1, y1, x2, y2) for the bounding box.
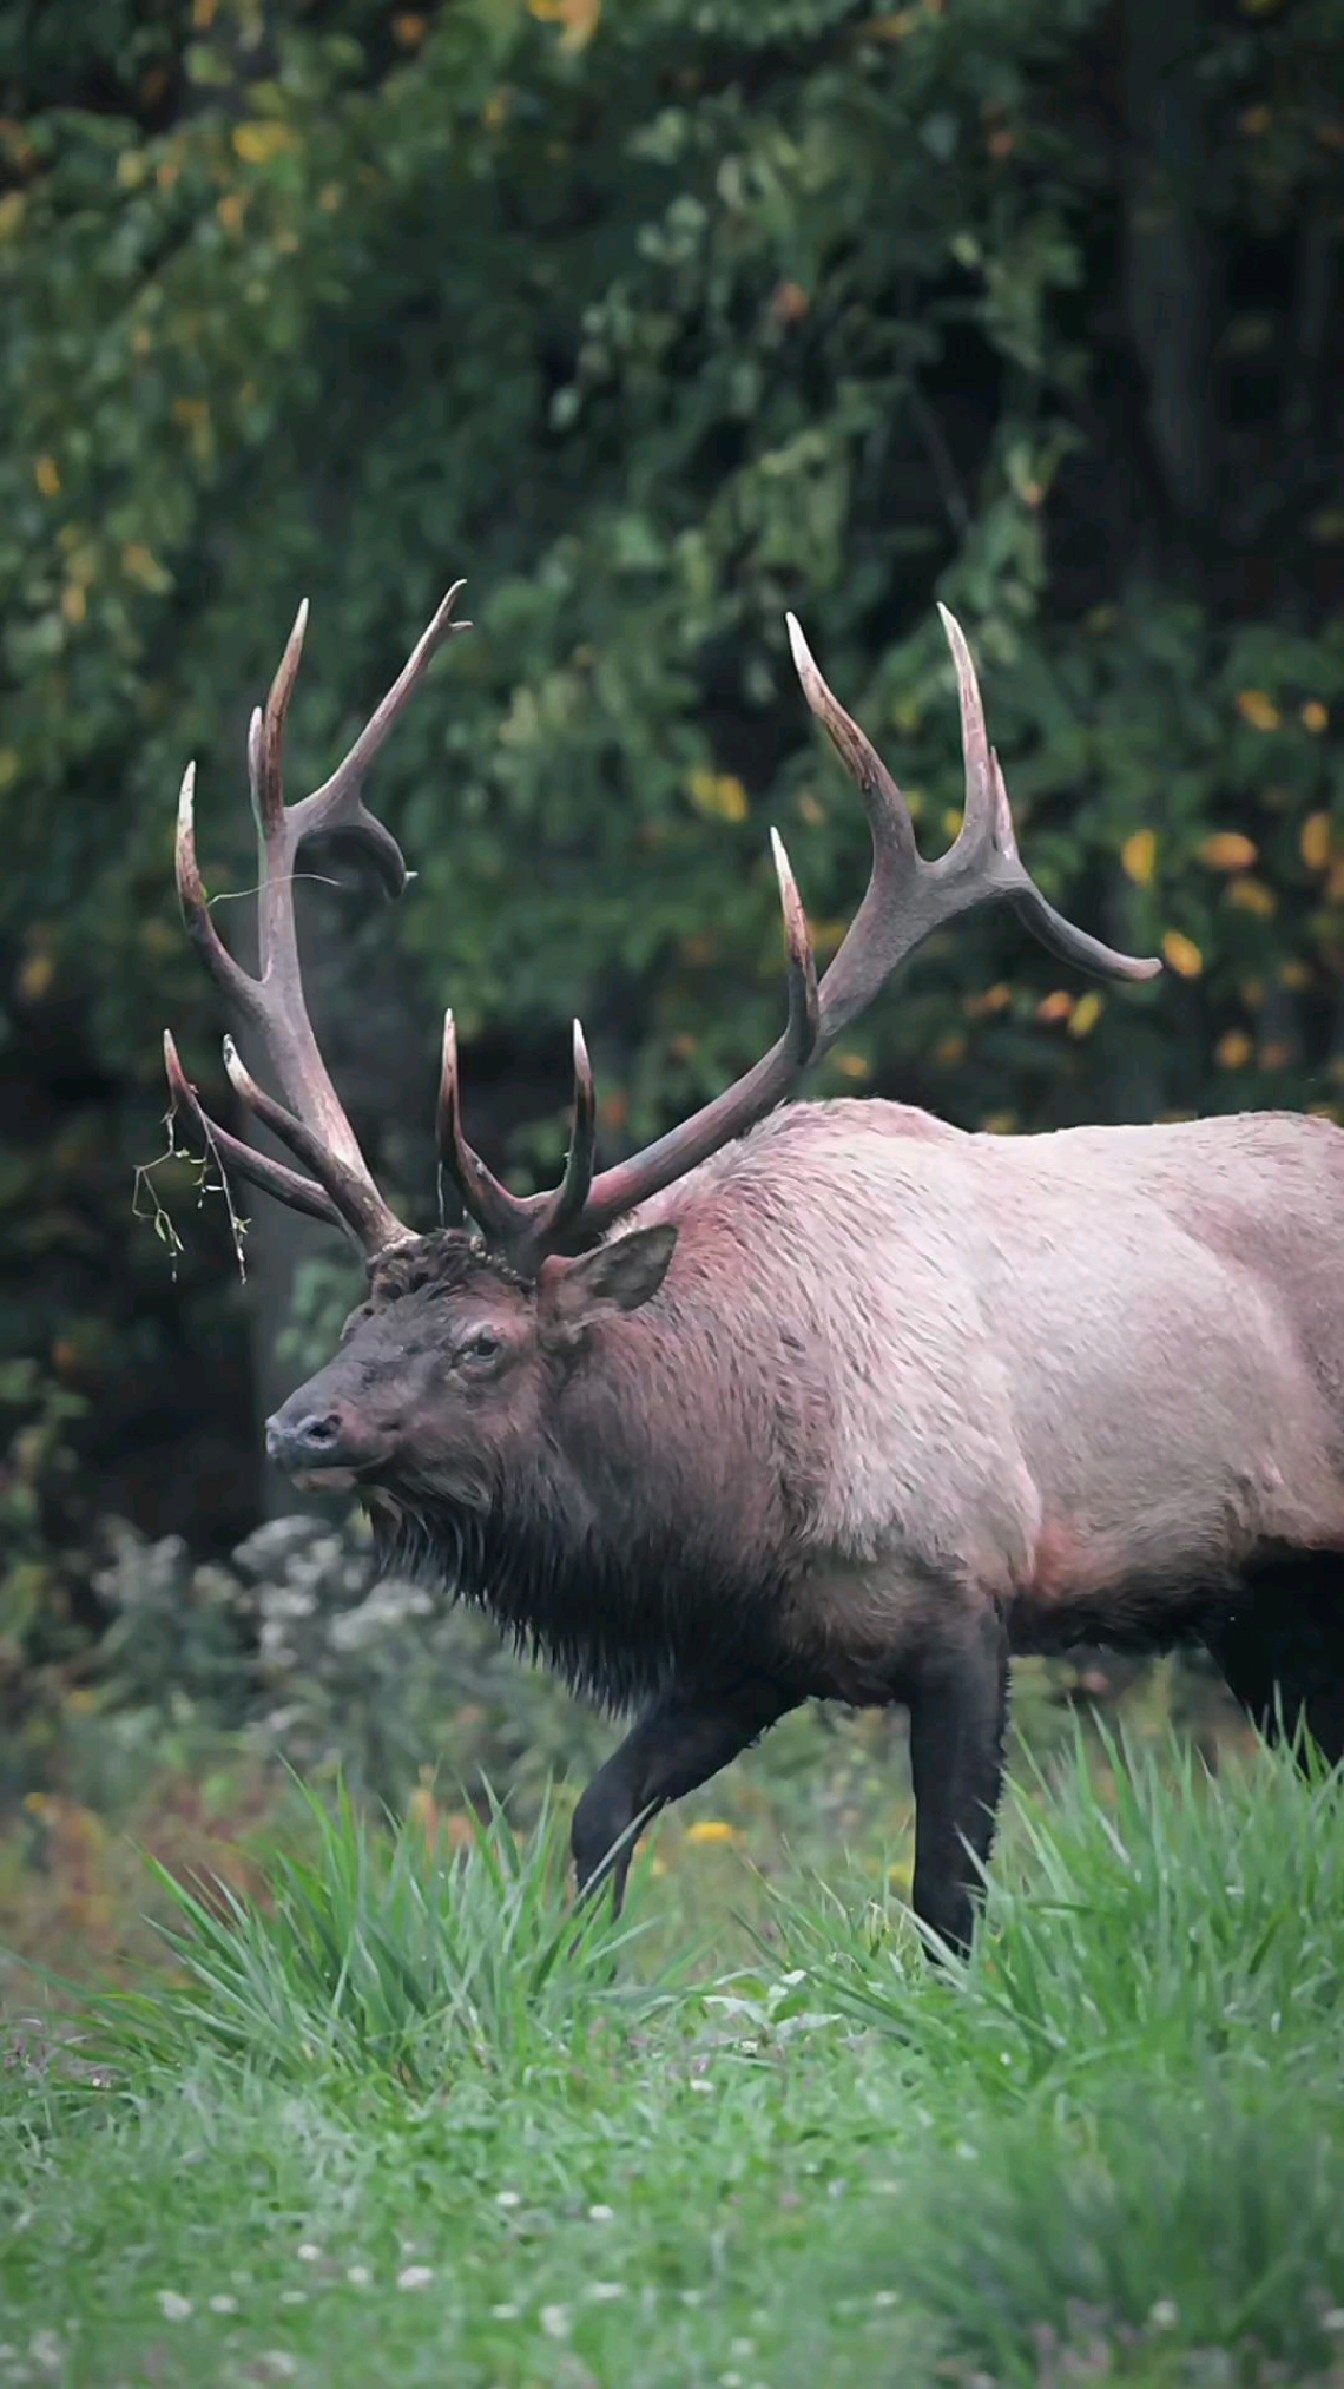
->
(366, 1451, 792, 1716)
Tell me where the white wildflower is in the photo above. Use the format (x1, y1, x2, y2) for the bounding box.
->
(156, 2293, 192, 2322)
(396, 2266, 434, 2292)
(540, 2304, 571, 2339)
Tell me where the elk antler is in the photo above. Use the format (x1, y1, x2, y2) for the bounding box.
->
(165, 585, 471, 1257)
(436, 605, 1159, 1268)
(165, 589, 1157, 1280)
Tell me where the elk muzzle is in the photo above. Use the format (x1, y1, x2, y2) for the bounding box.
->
(265, 1387, 396, 1490)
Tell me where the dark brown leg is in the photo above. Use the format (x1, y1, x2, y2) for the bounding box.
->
(906, 1607, 1010, 1957)
(1203, 1554, 1344, 1766)
(571, 1677, 795, 1912)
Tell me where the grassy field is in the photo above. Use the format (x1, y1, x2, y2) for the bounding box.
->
(3, 1719, 1344, 2388)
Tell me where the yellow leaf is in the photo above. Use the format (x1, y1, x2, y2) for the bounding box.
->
(934, 1032, 967, 1067)
(1301, 701, 1329, 735)
(942, 805, 964, 842)
(687, 768, 748, 824)
(232, 121, 295, 167)
(1280, 959, 1311, 990)
(0, 750, 18, 790)
(121, 543, 169, 592)
(980, 1110, 1017, 1134)
(34, 454, 60, 498)
(833, 1051, 871, 1081)
(1036, 990, 1074, 1024)
(192, 0, 218, 25)
(798, 791, 826, 827)
(0, 189, 26, 237)
(18, 949, 55, 1002)
(1236, 689, 1281, 732)
(685, 1820, 737, 1847)
(1225, 878, 1276, 918)
(1199, 831, 1257, 872)
(1216, 1030, 1253, 1069)
(216, 191, 246, 234)
(1302, 813, 1332, 870)
(1121, 828, 1157, 887)
(1163, 931, 1203, 978)
(770, 280, 810, 326)
(529, 0, 602, 52)
(392, 11, 427, 46)
(1068, 991, 1104, 1038)
(61, 582, 86, 626)
(966, 981, 1013, 1019)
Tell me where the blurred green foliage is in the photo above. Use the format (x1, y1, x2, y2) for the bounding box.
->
(1, 0, 1341, 1729)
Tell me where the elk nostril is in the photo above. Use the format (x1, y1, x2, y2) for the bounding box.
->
(300, 1412, 342, 1450)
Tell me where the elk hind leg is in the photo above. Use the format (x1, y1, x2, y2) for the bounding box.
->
(1203, 1552, 1344, 1768)
(906, 1605, 1010, 1959)
(571, 1677, 795, 1913)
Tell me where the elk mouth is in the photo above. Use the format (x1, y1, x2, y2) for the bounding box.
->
(286, 1465, 364, 1495)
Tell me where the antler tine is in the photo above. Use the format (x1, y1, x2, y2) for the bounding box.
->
(289, 581, 471, 890)
(786, 614, 917, 874)
(547, 1020, 598, 1238)
(436, 1009, 532, 1247)
(163, 1032, 346, 1233)
(770, 829, 821, 1061)
(176, 762, 253, 1016)
(221, 1037, 410, 1253)
(935, 605, 1161, 984)
(250, 599, 309, 847)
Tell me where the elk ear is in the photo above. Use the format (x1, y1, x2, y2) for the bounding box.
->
(540, 1224, 678, 1330)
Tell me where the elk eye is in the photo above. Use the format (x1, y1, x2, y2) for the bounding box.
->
(460, 1328, 502, 1363)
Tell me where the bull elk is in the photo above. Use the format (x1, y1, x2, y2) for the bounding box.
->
(163, 582, 1344, 1955)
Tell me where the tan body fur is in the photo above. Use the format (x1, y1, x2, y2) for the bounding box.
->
(627, 1099, 1344, 1698)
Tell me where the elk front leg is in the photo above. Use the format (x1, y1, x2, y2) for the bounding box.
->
(906, 1607, 1010, 1958)
(572, 1678, 794, 1913)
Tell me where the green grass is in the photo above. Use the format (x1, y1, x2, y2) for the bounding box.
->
(3, 1733, 1344, 2388)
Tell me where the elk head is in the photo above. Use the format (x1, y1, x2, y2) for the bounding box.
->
(164, 581, 1158, 1508)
